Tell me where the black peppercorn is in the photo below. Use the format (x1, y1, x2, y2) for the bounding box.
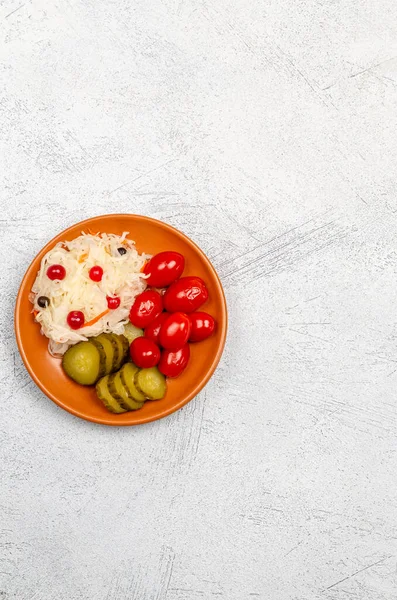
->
(37, 296, 50, 308)
(117, 247, 127, 255)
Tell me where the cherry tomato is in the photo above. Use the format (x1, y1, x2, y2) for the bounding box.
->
(47, 264, 66, 281)
(130, 337, 160, 368)
(189, 312, 216, 342)
(107, 296, 121, 309)
(143, 251, 185, 287)
(144, 312, 169, 345)
(158, 344, 190, 378)
(67, 310, 85, 330)
(89, 266, 103, 282)
(159, 312, 192, 350)
(129, 290, 163, 328)
(163, 277, 208, 314)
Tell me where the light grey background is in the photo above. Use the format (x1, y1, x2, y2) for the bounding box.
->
(1, 0, 397, 598)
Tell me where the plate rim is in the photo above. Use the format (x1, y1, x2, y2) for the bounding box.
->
(14, 213, 228, 426)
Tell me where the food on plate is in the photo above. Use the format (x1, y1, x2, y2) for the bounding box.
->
(129, 337, 161, 368)
(135, 367, 167, 400)
(95, 333, 117, 374)
(95, 364, 166, 412)
(119, 363, 146, 402)
(188, 312, 216, 342)
(95, 376, 127, 414)
(67, 310, 85, 330)
(108, 371, 144, 411)
(143, 251, 185, 287)
(106, 295, 121, 309)
(159, 312, 191, 350)
(30, 238, 218, 414)
(89, 266, 103, 282)
(110, 333, 129, 370)
(62, 341, 103, 386)
(47, 264, 66, 281)
(144, 312, 169, 345)
(37, 295, 50, 308)
(163, 277, 208, 313)
(30, 232, 148, 357)
(123, 323, 144, 344)
(129, 290, 163, 328)
(62, 333, 129, 385)
(158, 344, 190, 378)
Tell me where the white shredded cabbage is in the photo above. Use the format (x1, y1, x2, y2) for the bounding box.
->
(30, 231, 150, 356)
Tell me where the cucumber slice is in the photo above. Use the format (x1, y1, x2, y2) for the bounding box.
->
(119, 334, 129, 357)
(123, 323, 144, 344)
(89, 338, 108, 378)
(96, 376, 126, 413)
(106, 333, 120, 370)
(120, 363, 146, 403)
(134, 367, 167, 400)
(96, 333, 116, 374)
(108, 334, 129, 370)
(62, 341, 102, 385)
(108, 372, 144, 411)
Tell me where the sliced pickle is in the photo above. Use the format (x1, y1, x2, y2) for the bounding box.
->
(96, 375, 126, 413)
(123, 323, 144, 344)
(96, 333, 117, 374)
(89, 338, 107, 378)
(120, 363, 146, 403)
(108, 334, 128, 370)
(134, 367, 167, 400)
(62, 342, 101, 385)
(108, 371, 143, 411)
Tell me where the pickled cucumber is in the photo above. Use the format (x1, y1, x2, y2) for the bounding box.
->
(108, 371, 144, 411)
(134, 367, 167, 400)
(96, 333, 117, 374)
(96, 375, 126, 413)
(120, 334, 129, 356)
(62, 342, 101, 385)
(123, 323, 144, 344)
(120, 363, 146, 403)
(89, 338, 108, 378)
(109, 334, 129, 370)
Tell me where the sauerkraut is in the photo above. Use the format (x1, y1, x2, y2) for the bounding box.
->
(30, 232, 149, 356)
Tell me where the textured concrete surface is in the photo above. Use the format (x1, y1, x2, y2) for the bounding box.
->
(1, 0, 397, 598)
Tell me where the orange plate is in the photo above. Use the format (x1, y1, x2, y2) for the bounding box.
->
(15, 214, 227, 426)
